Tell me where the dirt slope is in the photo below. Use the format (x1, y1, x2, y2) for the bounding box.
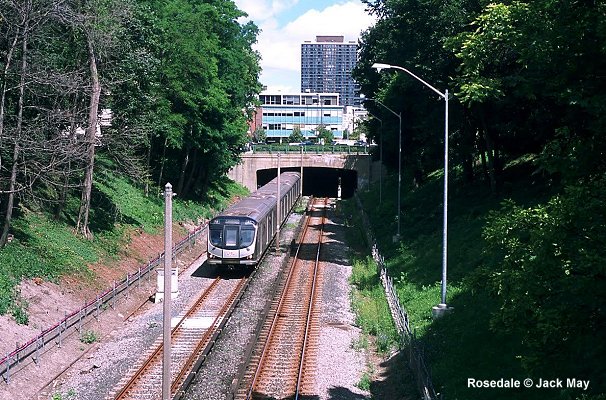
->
(0, 224, 204, 400)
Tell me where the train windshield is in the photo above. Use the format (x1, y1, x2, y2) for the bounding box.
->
(209, 228, 223, 246)
(209, 217, 256, 248)
(240, 228, 255, 247)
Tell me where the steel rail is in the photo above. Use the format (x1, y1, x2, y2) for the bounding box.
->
(170, 277, 248, 397)
(113, 277, 223, 399)
(295, 197, 327, 399)
(244, 197, 327, 399)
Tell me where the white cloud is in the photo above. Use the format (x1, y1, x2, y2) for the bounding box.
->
(234, 0, 299, 23)
(235, 1, 376, 92)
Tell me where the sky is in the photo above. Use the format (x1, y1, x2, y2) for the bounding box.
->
(233, 0, 376, 93)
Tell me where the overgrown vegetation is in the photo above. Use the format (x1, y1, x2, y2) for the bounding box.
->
(350, 2, 606, 397)
(0, 164, 246, 322)
(341, 201, 399, 354)
(0, 0, 261, 245)
(80, 330, 99, 344)
(354, 156, 605, 399)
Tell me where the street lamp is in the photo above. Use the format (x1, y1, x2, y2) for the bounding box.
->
(372, 62, 451, 314)
(366, 112, 383, 204)
(363, 96, 402, 241)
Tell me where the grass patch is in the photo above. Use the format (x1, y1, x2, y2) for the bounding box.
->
(356, 368, 373, 391)
(340, 201, 399, 354)
(80, 330, 100, 344)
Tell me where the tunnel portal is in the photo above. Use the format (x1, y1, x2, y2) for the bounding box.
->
(257, 167, 358, 199)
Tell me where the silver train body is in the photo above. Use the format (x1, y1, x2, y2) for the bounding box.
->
(207, 172, 301, 266)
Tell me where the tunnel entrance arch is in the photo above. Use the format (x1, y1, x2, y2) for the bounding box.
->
(257, 167, 358, 199)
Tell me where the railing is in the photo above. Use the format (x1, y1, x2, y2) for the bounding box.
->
(250, 143, 370, 154)
(0, 224, 207, 384)
(355, 194, 439, 400)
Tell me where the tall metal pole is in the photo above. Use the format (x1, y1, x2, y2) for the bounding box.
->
(276, 154, 281, 251)
(397, 114, 402, 240)
(162, 183, 172, 400)
(364, 98, 401, 239)
(300, 147, 304, 196)
(371, 62, 451, 312)
(367, 112, 383, 204)
(441, 90, 449, 305)
(379, 119, 383, 204)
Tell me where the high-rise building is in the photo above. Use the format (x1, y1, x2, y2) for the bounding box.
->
(301, 36, 360, 107)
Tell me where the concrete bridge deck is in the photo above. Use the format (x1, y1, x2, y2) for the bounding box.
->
(228, 151, 381, 193)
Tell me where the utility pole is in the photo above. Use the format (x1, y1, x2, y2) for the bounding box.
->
(162, 183, 172, 400)
(276, 154, 281, 252)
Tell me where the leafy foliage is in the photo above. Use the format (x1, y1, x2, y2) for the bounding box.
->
(315, 124, 334, 144)
(288, 126, 305, 143)
(480, 176, 606, 383)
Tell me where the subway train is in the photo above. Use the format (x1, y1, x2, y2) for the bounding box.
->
(207, 172, 301, 267)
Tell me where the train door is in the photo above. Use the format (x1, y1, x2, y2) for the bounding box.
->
(224, 225, 238, 247)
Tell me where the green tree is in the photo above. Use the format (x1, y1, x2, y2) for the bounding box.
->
(288, 126, 304, 143)
(252, 127, 267, 143)
(143, 0, 261, 198)
(315, 125, 333, 144)
(481, 177, 606, 386)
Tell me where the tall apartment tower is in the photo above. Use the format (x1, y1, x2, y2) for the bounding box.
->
(301, 36, 360, 107)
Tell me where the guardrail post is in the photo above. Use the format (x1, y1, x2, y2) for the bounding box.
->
(59, 316, 65, 348)
(125, 273, 130, 300)
(4, 353, 10, 383)
(34, 337, 41, 365)
(112, 281, 117, 309)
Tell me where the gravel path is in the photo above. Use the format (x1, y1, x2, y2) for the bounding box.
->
(315, 208, 370, 400)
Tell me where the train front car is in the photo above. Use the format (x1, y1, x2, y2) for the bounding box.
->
(207, 216, 258, 266)
(207, 172, 301, 267)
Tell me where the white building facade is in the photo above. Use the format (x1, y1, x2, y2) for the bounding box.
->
(258, 92, 344, 142)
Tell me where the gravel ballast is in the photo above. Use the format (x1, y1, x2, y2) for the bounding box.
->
(30, 200, 371, 400)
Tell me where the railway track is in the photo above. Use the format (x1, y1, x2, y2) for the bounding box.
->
(234, 197, 329, 399)
(109, 276, 248, 400)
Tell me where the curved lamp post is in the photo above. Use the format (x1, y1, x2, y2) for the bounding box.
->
(372, 62, 451, 314)
(365, 112, 383, 204)
(363, 97, 402, 240)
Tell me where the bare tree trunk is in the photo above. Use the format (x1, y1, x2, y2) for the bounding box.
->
(0, 26, 20, 140)
(144, 131, 153, 196)
(176, 142, 191, 195)
(0, 142, 20, 247)
(0, 1, 29, 248)
(484, 130, 498, 195)
(182, 149, 198, 198)
(157, 136, 168, 192)
(76, 35, 101, 239)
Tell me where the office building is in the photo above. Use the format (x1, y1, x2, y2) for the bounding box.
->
(255, 91, 343, 142)
(301, 36, 360, 107)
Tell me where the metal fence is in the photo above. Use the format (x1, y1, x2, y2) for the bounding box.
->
(0, 224, 207, 384)
(251, 144, 370, 154)
(355, 194, 439, 400)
